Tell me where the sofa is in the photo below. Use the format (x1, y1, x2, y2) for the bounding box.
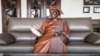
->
(0, 17, 100, 54)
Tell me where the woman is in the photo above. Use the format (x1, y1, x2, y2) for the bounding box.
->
(33, 6, 70, 54)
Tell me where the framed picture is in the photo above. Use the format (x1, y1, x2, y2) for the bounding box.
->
(83, 7, 90, 13)
(93, 7, 100, 13)
(84, 0, 100, 5)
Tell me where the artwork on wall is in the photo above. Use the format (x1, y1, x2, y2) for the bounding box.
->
(83, 0, 100, 13)
(83, 7, 90, 13)
(93, 7, 100, 13)
(84, 0, 100, 5)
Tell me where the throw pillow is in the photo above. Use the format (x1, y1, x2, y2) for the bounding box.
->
(0, 33, 15, 45)
(85, 32, 100, 45)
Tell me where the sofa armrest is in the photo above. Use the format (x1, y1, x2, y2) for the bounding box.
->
(85, 32, 100, 45)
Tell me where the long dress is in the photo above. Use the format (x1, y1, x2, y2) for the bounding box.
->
(33, 19, 70, 54)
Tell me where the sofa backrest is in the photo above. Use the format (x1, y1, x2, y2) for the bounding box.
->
(8, 17, 93, 42)
(63, 18, 93, 42)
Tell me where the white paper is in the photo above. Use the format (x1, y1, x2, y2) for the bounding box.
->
(30, 26, 42, 37)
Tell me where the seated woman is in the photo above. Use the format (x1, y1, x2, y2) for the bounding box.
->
(33, 6, 70, 54)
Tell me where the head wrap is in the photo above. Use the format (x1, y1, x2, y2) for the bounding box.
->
(49, 6, 63, 15)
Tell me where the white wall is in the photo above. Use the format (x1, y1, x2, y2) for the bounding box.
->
(61, 0, 100, 19)
(0, 0, 100, 33)
(0, 0, 2, 33)
(21, 0, 27, 18)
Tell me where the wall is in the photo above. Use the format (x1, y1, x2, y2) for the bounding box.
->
(0, 0, 2, 33)
(20, 0, 100, 19)
(0, 0, 100, 33)
(21, 0, 27, 18)
(61, 0, 100, 19)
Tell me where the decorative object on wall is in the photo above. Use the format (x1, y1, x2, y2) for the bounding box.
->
(93, 7, 100, 13)
(83, 7, 90, 13)
(84, 0, 100, 5)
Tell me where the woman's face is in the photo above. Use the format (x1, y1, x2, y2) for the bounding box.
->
(50, 9, 59, 18)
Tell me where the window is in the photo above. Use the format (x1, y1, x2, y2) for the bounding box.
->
(27, 0, 61, 18)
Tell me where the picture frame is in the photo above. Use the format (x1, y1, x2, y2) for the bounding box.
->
(93, 7, 100, 13)
(83, 7, 90, 13)
(84, 0, 100, 5)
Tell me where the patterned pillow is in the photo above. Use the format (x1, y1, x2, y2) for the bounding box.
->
(85, 32, 100, 45)
(0, 33, 16, 45)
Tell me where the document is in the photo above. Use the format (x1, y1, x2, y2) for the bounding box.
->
(30, 26, 42, 37)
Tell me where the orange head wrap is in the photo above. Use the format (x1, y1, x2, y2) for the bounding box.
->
(49, 6, 63, 15)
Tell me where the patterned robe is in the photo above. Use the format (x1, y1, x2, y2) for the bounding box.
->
(33, 19, 70, 54)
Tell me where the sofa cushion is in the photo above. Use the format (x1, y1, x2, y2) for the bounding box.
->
(63, 18, 93, 32)
(3, 42, 35, 53)
(8, 18, 45, 32)
(0, 33, 15, 45)
(8, 18, 92, 32)
(68, 42, 100, 54)
(3, 42, 100, 54)
(10, 32, 37, 42)
(10, 32, 90, 42)
(8, 17, 93, 42)
(69, 32, 90, 42)
(85, 32, 100, 45)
